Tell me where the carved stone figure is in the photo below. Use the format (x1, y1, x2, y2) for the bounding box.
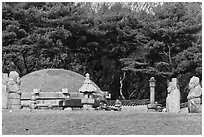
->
(2, 73, 9, 109)
(8, 71, 21, 85)
(7, 71, 21, 94)
(7, 78, 21, 94)
(166, 78, 180, 113)
(187, 76, 202, 113)
(7, 71, 21, 110)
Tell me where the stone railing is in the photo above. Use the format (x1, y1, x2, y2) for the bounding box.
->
(21, 89, 105, 110)
(21, 89, 83, 109)
(106, 99, 150, 106)
(107, 100, 188, 108)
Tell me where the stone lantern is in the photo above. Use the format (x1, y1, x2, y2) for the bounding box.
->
(147, 77, 157, 112)
(79, 73, 97, 110)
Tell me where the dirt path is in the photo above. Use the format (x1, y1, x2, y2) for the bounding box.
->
(2, 109, 202, 135)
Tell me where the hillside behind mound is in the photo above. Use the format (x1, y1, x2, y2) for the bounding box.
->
(20, 69, 103, 94)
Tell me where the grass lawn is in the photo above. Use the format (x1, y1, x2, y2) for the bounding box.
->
(2, 109, 202, 135)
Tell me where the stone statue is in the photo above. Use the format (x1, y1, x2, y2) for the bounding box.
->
(7, 71, 21, 94)
(166, 78, 180, 113)
(2, 73, 9, 109)
(8, 71, 21, 85)
(6, 71, 22, 109)
(187, 76, 202, 113)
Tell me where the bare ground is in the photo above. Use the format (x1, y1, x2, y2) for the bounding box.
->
(2, 109, 202, 135)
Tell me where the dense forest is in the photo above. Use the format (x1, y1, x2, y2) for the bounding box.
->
(2, 2, 202, 104)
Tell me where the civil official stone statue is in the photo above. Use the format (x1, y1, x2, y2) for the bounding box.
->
(7, 71, 21, 94)
(166, 78, 180, 113)
(187, 76, 202, 113)
(6, 71, 22, 109)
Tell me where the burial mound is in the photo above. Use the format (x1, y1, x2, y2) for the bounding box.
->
(20, 69, 102, 93)
(20, 69, 105, 108)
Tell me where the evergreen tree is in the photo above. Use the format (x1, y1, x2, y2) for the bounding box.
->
(120, 2, 202, 102)
(2, 2, 202, 102)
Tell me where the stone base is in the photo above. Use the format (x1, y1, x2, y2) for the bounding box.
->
(64, 107, 72, 110)
(11, 105, 22, 110)
(112, 106, 122, 111)
(83, 108, 95, 110)
(82, 104, 94, 110)
(180, 107, 188, 113)
(147, 104, 157, 112)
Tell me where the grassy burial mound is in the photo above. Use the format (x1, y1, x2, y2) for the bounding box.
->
(20, 69, 104, 107)
(20, 69, 102, 94)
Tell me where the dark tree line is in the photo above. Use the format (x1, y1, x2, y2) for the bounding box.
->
(2, 2, 202, 104)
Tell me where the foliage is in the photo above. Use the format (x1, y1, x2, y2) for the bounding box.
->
(2, 2, 202, 102)
(119, 2, 202, 101)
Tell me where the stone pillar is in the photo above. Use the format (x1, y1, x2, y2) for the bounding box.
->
(30, 92, 36, 110)
(33, 89, 40, 107)
(147, 77, 157, 112)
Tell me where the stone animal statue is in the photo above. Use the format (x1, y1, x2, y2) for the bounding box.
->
(187, 76, 202, 113)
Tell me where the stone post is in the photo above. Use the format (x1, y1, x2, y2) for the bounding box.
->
(147, 77, 157, 112)
(33, 89, 40, 107)
(30, 92, 36, 110)
(150, 77, 156, 104)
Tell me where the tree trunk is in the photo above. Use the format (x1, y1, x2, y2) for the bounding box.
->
(119, 72, 126, 100)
